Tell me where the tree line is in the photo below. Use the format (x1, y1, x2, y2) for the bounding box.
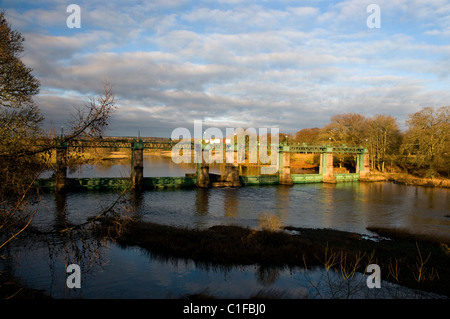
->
(289, 107, 449, 178)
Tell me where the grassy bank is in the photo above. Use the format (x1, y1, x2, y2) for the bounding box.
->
(361, 172, 450, 188)
(95, 218, 450, 298)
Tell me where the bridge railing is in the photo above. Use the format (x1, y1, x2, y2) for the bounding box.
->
(47, 137, 366, 154)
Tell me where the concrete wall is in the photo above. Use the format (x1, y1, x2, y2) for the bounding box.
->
(291, 174, 323, 183)
(36, 177, 197, 191)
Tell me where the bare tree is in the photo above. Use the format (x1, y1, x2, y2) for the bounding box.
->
(402, 106, 449, 177)
(366, 115, 402, 172)
(68, 82, 115, 140)
(293, 127, 321, 145)
(0, 10, 116, 264)
(319, 113, 368, 146)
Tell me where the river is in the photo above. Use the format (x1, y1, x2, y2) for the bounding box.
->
(1, 156, 449, 299)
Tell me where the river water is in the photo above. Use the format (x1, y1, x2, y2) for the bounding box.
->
(2, 156, 449, 299)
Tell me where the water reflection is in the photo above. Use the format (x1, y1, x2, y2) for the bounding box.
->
(224, 188, 239, 218)
(2, 236, 443, 299)
(321, 183, 337, 229)
(195, 188, 209, 217)
(256, 266, 281, 287)
(54, 192, 68, 230)
(274, 185, 291, 224)
(129, 189, 144, 216)
(31, 180, 450, 241)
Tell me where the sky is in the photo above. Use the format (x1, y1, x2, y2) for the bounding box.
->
(3, 0, 450, 137)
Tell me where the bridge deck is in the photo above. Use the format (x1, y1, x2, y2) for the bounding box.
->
(57, 138, 366, 154)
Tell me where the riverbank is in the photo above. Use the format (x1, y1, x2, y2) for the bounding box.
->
(94, 218, 450, 298)
(361, 172, 450, 188)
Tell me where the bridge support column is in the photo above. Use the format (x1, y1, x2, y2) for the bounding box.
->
(197, 144, 211, 188)
(131, 138, 144, 191)
(321, 147, 336, 183)
(55, 140, 68, 192)
(279, 146, 293, 185)
(224, 163, 241, 187)
(223, 144, 241, 187)
(357, 149, 370, 177)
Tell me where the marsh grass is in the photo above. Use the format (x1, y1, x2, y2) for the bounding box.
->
(93, 219, 450, 297)
(258, 213, 282, 232)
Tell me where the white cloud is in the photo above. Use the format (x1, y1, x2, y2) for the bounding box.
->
(4, 0, 450, 136)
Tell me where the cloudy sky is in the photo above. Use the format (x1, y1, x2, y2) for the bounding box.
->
(3, 0, 450, 137)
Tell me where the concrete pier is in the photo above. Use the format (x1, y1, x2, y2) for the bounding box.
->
(224, 146, 241, 187)
(197, 144, 211, 188)
(357, 151, 370, 177)
(319, 148, 337, 183)
(279, 146, 293, 185)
